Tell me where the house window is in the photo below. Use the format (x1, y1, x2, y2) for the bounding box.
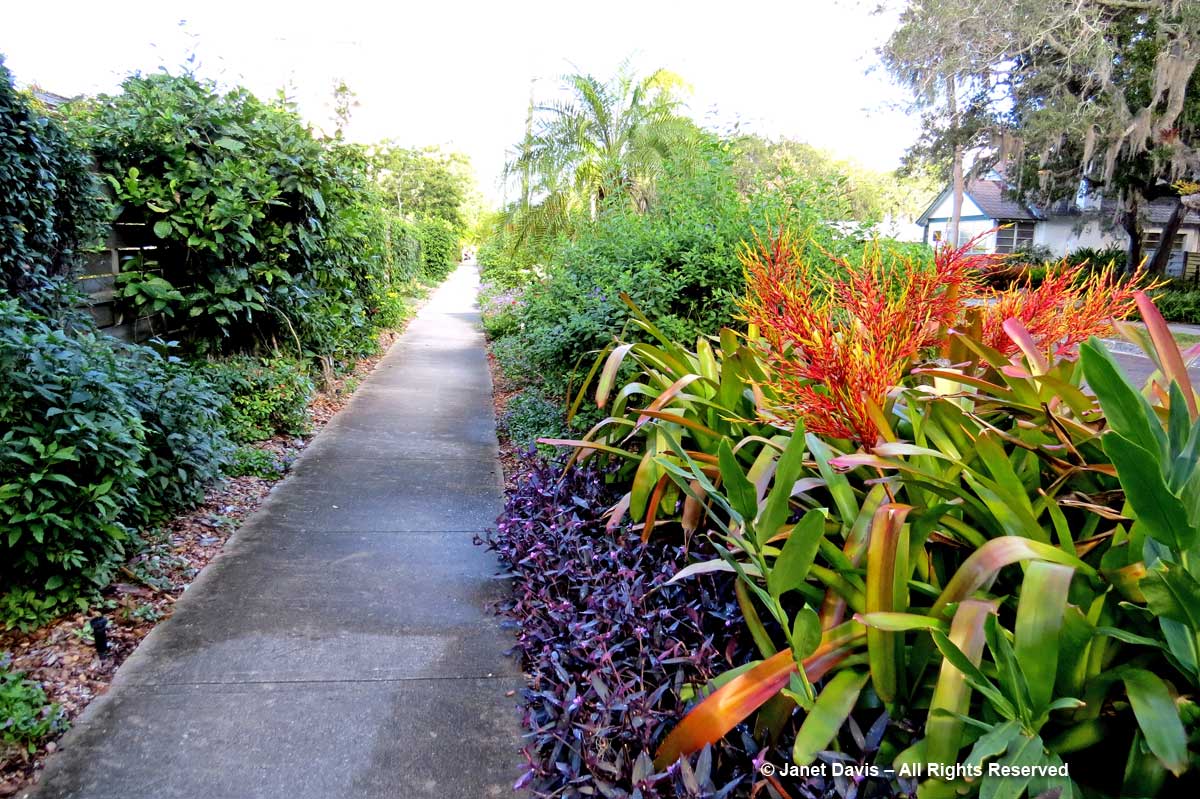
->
(994, 222, 1036, 254)
(1142, 231, 1186, 254)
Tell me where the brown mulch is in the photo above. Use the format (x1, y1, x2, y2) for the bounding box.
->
(486, 346, 524, 490)
(0, 307, 426, 797)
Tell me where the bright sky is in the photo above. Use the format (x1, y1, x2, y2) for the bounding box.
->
(2, 0, 920, 204)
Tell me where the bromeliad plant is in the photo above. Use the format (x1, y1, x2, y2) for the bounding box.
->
(535, 228, 1200, 796)
(541, 297, 781, 541)
(642, 322, 1196, 797)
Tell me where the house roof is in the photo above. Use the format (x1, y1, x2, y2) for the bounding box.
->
(966, 179, 1041, 221)
(31, 89, 72, 108)
(918, 179, 1200, 230)
(916, 178, 1041, 225)
(1145, 198, 1200, 226)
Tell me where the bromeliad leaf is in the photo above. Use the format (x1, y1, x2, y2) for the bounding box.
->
(1122, 668, 1189, 776)
(767, 509, 825, 598)
(717, 440, 757, 523)
(1081, 337, 1167, 456)
(1102, 433, 1194, 551)
(757, 429, 807, 542)
(791, 670, 870, 766)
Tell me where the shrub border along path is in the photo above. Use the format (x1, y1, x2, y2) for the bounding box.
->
(0, 287, 429, 796)
(22, 264, 523, 799)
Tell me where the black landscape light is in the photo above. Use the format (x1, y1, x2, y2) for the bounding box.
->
(90, 616, 109, 657)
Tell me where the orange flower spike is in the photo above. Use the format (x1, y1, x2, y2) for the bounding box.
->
(739, 228, 987, 445)
(981, 261, 1145, 357)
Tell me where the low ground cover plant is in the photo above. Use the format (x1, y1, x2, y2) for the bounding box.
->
(497, 390, 566, 452)
(225, 446, 286, 479)
(0, 660, 66, 760)
(201, 356, 314, 443)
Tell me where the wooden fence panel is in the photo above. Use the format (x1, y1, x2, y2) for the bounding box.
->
(77, 222, 182, 343)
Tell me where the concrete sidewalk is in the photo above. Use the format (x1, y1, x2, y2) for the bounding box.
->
(27, 265, 522, 799)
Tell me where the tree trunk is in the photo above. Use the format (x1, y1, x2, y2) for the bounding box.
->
(1123, 196, 1142, 275)
(521, 80, 535, 211)
(947, 75, 964, 248)
(1147, 198, 1188, 276)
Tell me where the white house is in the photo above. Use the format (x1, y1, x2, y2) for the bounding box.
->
(916, 176, 1200, 275)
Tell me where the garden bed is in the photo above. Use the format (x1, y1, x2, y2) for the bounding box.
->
(0, 313, 424, 797)
(481, 343, 912, 799)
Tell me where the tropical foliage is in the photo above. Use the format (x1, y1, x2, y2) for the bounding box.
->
(481, 134, 877, 437)
(502, 63, 702, 251)
(505, 225, 1200, 797)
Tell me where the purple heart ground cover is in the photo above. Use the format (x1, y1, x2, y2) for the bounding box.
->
(479, 452, 908, 799)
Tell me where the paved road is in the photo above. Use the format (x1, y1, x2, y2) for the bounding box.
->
(1110, 347, 1200, 387)
(28, 265, 522, 799)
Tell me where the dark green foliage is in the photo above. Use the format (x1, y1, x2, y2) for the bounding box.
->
(417, 218, 459, 281)
(75, 73, 324, 347)
(1143, 286, 1200, 324)
(225, 445, 286, 479)
(121, 345, 231, 519)
(73, 73, 419, 360)
(0, 57, 107, 314)
(0, 300, 229, 627)
(492, 142, 851, 395)
(201, 356, 314, 443)
(1066, 245, 1128, 271)
(0, 660, 66, 757)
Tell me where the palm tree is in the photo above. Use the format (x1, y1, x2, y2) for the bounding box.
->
(502, 63, 701, 251)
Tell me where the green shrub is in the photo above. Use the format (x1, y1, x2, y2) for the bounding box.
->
(0, 300, 228, 627)
(389, 218, 422, 280)
(1144, 287, 1200, 324)
(225, 445, 285, 479)
(499, 390, 567, 451)
(0, 661, 67, 757)
(71, 73, 414, 361)
(120, 345, 231, 521)
(417, 218, 459, 281)
(0, 58, 107, 315)
(1065, 244, 1128, 271)
(494, 142, 852, 395)
(478, 236, 539, 289)
(203, 356, 314, 443)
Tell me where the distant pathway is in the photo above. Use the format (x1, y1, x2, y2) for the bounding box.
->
(28, 264, 522, 799)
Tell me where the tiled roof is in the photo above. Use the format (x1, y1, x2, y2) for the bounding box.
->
(965, 179, 1040, 221)
(1145, 198, 1200, 226)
